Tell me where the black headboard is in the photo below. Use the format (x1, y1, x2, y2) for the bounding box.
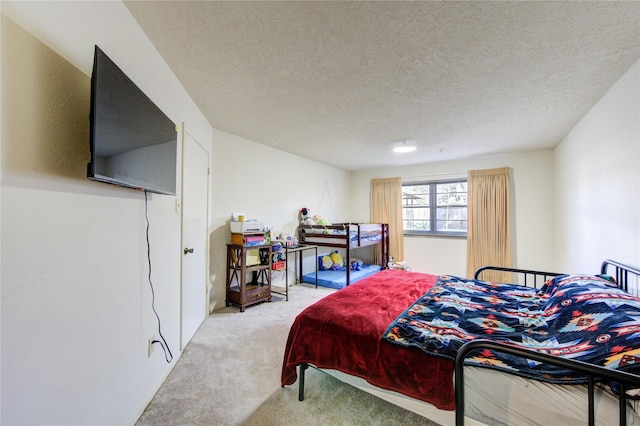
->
(475, 260, 640, 293)
(601, 259, 640, 297)
(473, 265, 563, 289)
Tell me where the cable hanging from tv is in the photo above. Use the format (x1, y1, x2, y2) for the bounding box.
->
(144, 189, 173, 364)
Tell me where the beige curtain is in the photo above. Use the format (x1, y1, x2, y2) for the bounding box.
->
(370, 177, 404, 264)
(466, 167, 512, 282)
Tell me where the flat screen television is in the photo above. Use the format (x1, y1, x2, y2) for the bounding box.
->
(88, 45, 177, 195)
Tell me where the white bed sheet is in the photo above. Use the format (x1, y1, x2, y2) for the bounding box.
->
(317, 366, 639, 426)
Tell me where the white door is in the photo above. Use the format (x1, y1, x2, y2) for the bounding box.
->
(181, 130, 209, 349)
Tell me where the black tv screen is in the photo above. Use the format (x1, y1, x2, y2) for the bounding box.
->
(88, 46, 177, 195)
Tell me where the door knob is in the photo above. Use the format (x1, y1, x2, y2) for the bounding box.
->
(184, 247, 194, 255)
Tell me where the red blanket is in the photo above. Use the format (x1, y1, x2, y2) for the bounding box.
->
(280, 269, 455, 410)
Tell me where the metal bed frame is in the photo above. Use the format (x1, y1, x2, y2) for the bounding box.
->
(295, 259, 640, 425)
(458, 259, 640, 426)
(474, 265, 563, 288)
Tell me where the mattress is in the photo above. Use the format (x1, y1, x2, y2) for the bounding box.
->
(301, 264, 381, 289)
(319, 366, 640, 426)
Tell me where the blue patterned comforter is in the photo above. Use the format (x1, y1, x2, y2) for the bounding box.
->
(382, 274, 640, 383)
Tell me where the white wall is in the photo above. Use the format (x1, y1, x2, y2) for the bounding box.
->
(554, 59, 640, 273)
(208, 128, 350, 311)
(1, 1, 637, 424)
(350, 150, 555, 276)
(1, 2, 213, 425)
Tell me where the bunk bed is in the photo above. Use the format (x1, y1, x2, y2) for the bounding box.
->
(281, 259, 640, 425)
(297, 223, 389, 288)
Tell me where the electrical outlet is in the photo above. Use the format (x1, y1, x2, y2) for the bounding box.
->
(147, 338, 155, 358)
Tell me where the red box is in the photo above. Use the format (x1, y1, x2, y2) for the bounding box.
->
(272, 260, 285, 270)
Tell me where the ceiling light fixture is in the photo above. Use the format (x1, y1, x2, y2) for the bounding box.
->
(393, 140, 417, 153)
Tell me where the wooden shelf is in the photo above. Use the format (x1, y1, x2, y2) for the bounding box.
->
(225, 243, 272, 312)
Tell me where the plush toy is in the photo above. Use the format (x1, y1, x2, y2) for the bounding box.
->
(329, 250, 344, 270)
(299, 207, 315, 225)
(318, 250, 345, 271)
(278, 233, 298, 247)
(313, 214, 331, 226)
(320, 255, 333, 270)
(350, 258, 364, 271)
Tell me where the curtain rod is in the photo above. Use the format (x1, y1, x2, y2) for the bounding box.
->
(403, 170, 468, 180)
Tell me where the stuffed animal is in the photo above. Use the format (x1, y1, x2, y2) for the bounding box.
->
(318, 250, 345, 271)
(299, 207, 315, 225)
(350, 258, 363, 271)
(329, 250, 344, 270)
(320, 254, 333, 270)
(278, 233, 298, 247)
(313, 214, 331, 226)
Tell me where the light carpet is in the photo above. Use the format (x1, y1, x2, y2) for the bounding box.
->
(136, 283, 438, 425)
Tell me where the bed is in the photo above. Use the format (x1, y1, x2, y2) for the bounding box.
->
(298, 222, 389, 288)
(280, 260, 640, 425)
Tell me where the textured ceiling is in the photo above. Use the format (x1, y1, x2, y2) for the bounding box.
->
(124, 1, 640, 171)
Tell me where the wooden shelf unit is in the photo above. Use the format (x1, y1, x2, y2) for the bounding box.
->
(225, 243, 272, 312)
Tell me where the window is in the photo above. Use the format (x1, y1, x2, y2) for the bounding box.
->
(402, 180, 468, 236)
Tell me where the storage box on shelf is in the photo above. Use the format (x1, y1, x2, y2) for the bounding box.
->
(230, 232, 265, 246)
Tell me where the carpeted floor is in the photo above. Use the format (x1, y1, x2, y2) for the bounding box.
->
(135, 283, 438, 426)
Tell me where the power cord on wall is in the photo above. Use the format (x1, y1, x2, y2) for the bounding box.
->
(144, 190, 174, 363)
(315, 181, 338, 222)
